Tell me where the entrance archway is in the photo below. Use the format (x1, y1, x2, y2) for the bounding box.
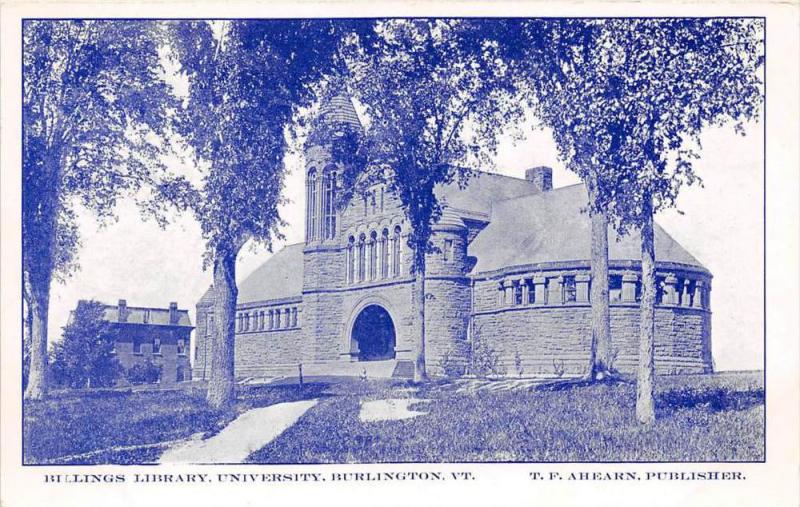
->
(351, 305, 396, 361)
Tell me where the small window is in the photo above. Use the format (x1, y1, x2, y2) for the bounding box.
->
(143, 309, 150, 324)
(133, 340, 143, 355)
(655, 276, 666, 305)
(443, 239, 453, 261)
(563, 276, 577, 303)
(292, 308, 298, 328)
(526, 281, 536, 304)
(609, 275, 623, 302)
(513, 283, 523, 305)
(177, 339, 186, 356)
(207, 315, 214, 336)
(153, 337, 161, 355)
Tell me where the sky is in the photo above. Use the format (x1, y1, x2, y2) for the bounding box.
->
(46, 110, 764, 373)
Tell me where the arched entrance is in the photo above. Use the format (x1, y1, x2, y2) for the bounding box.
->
(351, 305, 396, 361)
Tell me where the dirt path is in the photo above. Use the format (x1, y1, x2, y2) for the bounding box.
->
(159, 399, 318, 464)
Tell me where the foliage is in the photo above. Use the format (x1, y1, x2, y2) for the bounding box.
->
(22, 20, 187, 399)
(49, 300, 122, 389)
(125, 359, 163, 385)
(437, 346, 468, 378)
(509, 18, 764, 225)
(169, 20, 357, 263)
(337, 19, 523, 267)
(468, 333, 507, 379)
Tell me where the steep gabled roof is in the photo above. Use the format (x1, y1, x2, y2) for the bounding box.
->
(469, 183, 705, 274)
(237, 242, 305, 304)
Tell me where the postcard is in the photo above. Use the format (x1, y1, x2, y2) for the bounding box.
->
(1, 1, 798, 506)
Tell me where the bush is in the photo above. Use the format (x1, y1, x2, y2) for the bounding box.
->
(126, 360, 162, 385)
(438, 347, 467, 378)
(468, 334, 506, 378)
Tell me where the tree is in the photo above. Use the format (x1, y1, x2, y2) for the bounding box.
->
(23, 20, 182, 399)
(507, 19, 633, 381)
(517, 19, 763, 422)
(50, 300, 122, 389)
(338, 19, 522, 381)
(169, 20, 347, 408)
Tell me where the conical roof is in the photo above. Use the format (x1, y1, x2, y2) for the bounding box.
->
(318, 93, 362, 130)
(433, 206, 467, 232)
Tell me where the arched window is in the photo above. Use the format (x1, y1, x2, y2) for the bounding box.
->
(392, 226, 402, 277)
(369, 231, 378, 280)
(358, 234, 366, 282)
(306, 169, 318, 241)
(346, 236, 355, 284)
(380, 229, 389, 278)
(323, 170, 337, 239)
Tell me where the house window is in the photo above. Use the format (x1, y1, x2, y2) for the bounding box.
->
(369, 231, 378, 280)
(177, 339, 186, 356)
(268, 310, 274, 330)
(392, 226, 402, 276)
(206, 315, 214, 336)
(244, 313, 250, 332)
(284, 308, 291, 328)
(292, 308, 298, 327)
(380, 187, 385, 212)
(347, 236, 355, 283)
(498, 282, 506, 306)
(562, 276, 577, 303)
(153, 337, 161, 355)
(143, 309, 150, 324)
(323, 171, 337, 239)
(381, 229, 389, 278)
(358, 234, 366, 282)
(134, 339, 143, 355)
(273, 310, 280, 330)
(176, 367, 186, 383)
(513, 283, 523, 305)
(307, 169, 318, 241)
(609, 275, 623, 302)
(444, 239, 453, 261)
(526, 280, 536, 304)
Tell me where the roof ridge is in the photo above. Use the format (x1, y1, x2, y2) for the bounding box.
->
(491, 182, 585, 206)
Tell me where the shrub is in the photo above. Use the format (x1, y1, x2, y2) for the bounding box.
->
(126, 360, 162, 385)
(468, 334, 506, 378)
(438, 347, 467, 378)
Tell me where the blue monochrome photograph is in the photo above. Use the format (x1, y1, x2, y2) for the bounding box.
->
(21, 17, 765, 465)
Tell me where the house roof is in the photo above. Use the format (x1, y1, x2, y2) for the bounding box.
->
(436, 170, 542, 219)
(237, 242, 305, 304)
(99, 304, 193, 328)
(468, 183, 706, 274)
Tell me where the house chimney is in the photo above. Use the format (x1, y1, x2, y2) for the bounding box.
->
(169, 302, 179, 325)
(118, 299, 127, 323)
(525, 166, 553, 192)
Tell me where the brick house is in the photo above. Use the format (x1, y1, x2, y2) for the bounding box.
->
(194, 93, 712, 381)
(98, 300, 194, 385)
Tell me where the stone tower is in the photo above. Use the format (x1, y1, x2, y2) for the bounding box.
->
(302, 92, 363, 360)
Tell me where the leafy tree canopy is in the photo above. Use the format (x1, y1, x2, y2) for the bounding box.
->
(508, 18, 764, 228)
(50, 300, 122, 389)
(336, 19, 524, 264)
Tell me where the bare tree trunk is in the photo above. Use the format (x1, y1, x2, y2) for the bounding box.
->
(413, 257, 427, 382)
(207, 248, 237, 410)
(589, 209, 613, 379)
(24, 276, 50, 400)
(23, 296, 33, 391)
(636, 199, 656, 425)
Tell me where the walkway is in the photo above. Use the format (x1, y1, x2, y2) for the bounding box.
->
(159, 399, 318, 464)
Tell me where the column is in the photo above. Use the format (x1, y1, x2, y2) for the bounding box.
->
(533, 276, 547, 305)
(575, 273, 591, 303)
(622, 272, 638, 302)
(664, 274, 679, 305)
(681, 279, 692, 306)
(693, 280, 705, 309)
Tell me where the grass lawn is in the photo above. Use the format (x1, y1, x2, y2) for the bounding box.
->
(23, 372, 763, 464)
(247, 374, 764, 463)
